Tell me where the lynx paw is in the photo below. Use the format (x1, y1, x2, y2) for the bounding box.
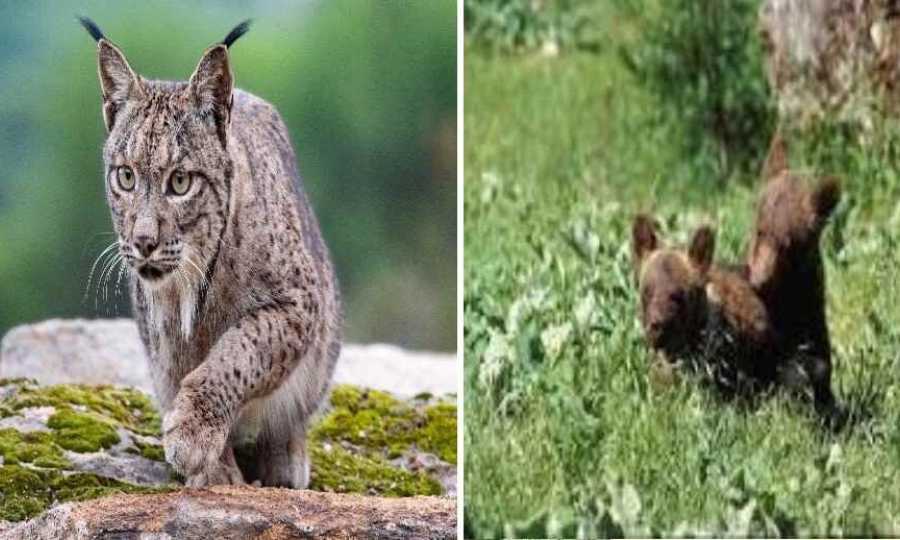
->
(184, 461, 245, 487)
(162, 398, 228, 480)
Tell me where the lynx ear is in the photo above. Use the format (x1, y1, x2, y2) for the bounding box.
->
(688, 225, 715, 276)
(188, 21, 250, 147)
(79, 17, 144, 131)
(632, 214, 660, 269)
(188, 45, 233, 146)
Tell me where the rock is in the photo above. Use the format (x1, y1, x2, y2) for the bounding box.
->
(0, 319, 457, 397)
(334, 343, 457, 397)
(0, 319, 148, 391)
(759, 0, 900, 127)
(0, 378, 456, 525)
(2, 486, 456, 539)
(63, 447, 171, 486)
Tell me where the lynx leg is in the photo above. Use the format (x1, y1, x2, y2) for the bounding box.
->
(257, 422, 310, 489)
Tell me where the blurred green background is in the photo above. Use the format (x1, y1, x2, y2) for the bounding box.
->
(0, 0, 457, 351)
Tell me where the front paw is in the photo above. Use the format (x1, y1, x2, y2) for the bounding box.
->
(184, 461, 245, 487)
(162, 399, 227, 479)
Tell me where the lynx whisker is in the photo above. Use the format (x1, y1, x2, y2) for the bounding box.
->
(98, 252, 124, 309)
(84, 241, 120, 304)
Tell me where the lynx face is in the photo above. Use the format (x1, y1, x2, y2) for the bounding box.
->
(104, 89, 232, 287)
(93, 27, 238, 288)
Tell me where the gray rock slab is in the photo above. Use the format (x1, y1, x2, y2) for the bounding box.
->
(0, 318, 457, 397)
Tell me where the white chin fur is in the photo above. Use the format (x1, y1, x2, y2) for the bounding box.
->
(139, 264, 198, 340)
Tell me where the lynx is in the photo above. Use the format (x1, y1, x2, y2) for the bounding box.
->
(79, 17, 342, 488)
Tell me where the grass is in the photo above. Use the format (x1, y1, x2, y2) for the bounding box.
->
(463, 23, 900, 538)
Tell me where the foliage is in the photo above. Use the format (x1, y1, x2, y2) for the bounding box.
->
(464, 0, 596, 53)
(463, 12, 900, 532)
(616, 0, 775, 180)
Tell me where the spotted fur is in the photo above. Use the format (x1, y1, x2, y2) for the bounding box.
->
(82, 18, 341, 488)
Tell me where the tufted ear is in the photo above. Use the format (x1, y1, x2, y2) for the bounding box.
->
(632, 214, 660, 270)
(188, 44, 233, 146)
(187, 20, 250, 147)
(79, 17, 144, 131)
(688, 225, 715, 276)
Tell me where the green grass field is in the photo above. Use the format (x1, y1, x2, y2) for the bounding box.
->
(463, 29, 900, 538)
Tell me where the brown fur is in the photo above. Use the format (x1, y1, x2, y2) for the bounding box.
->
(747, 138, 841, 410)
(632, 215, 776, 389)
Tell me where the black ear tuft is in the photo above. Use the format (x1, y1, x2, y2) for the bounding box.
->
(222, 19, 252, 48)
(77, 15, 105, 42)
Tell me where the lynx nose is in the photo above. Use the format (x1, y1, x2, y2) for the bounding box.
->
(134, 235, 159, 258)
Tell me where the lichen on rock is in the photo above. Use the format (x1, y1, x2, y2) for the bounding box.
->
(313, 385, 457, 464)
(0, 464, 168, 522)
(0, 378, 457, 523)
(306, 384, 457, 497)
(0, 379, 174, 521)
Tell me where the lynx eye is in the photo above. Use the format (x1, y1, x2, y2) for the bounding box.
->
(167, 171, 192, 196)
(114, 166, 135, 191)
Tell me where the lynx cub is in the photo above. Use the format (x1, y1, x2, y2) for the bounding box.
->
(79, 18, 341, 488)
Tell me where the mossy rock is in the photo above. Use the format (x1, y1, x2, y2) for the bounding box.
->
(313, 385, 457, 464)
(0, 464, 168, 522)
(0, 429, 69, 468)
(0, 379, 457, 523)
(6, 380, 160, 436)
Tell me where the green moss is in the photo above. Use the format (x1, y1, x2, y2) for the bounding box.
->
(312, 384, 457, 465)
(9, 383, 160, 436)
(417, 402, 457, 464)
(132, 441, 165, 462)
(0, 465, 51, 521)
(0, 464, 173, 521)
(47, 409, 120, 453)
(0, 428, 69, 468)
(309, 442, 441, 497)
(52, 472, 170, 504)
(329, 385, 364, 409)
(0, 381, 452, 521)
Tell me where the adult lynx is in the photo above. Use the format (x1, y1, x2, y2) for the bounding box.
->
(80, 17, 341, 488)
